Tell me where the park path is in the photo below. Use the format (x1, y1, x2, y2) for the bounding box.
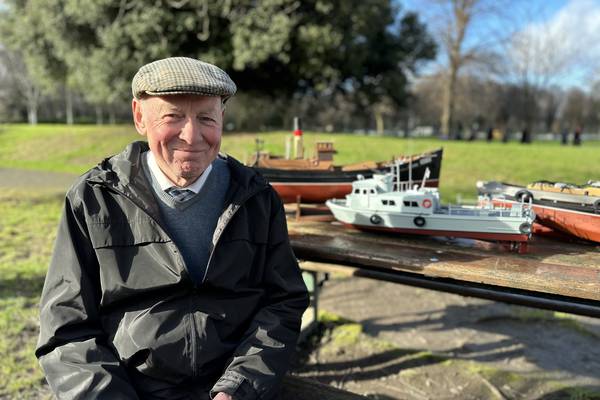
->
(0, 168, 77, 189)
(307, 277, 600, 398)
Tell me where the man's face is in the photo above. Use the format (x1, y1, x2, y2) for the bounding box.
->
(132, 94, 223, 187)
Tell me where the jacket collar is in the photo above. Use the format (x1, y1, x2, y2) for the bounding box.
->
(87, 141, 268, 218)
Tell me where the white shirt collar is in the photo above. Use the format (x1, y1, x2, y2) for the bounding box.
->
(145, 151, 212, 194)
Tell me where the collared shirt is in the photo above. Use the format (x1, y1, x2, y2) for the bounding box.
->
(145, 151, 212, 194)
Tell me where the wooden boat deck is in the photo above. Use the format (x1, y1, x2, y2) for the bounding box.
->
(288, 217, 600, 317)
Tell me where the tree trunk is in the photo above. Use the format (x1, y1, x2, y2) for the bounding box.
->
(439, 0, 475, 138)
(27, 105, 38, 125)
(95, 105, 103, 125)
(26, 86, 39, 125)
(108, 108, 116, 124)
(441, 67, 457, 139)
(66, 88, 74, 125)
(403, 114, 410, 138)
(374, 108, 384, 135)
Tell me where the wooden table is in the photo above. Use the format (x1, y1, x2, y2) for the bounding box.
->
(288, 218, 600, 318)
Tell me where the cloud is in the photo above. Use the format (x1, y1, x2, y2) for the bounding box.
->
(511, 0, 600, 86)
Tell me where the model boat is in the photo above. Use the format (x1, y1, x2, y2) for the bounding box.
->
(251, 142, 443, 203)
(529, 180, 600, 197)
(477, 181, 600, 243)
(477, 180, 600, 207)
(326, 166, 535, 251)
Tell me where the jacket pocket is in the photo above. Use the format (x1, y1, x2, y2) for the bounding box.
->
(110, 299, 195, 384)
(87, 219, 183, 305)
(87, 218, 168, 248)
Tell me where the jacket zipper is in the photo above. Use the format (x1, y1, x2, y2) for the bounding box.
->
(200, 204, 240, 284)
(201, 185, 270, 284)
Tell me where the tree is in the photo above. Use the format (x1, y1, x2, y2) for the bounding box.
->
(0, 0, 77, 124)
(1, 0, 436, 127)
(501, 2, 600, 139)
(0, 49, 41, 124)
(416, 0, 508, 138)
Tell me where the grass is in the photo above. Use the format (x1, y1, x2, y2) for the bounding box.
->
(0, 189, 62, 399)
(1, 124, 600, 397)
(2, 123, 600, 202)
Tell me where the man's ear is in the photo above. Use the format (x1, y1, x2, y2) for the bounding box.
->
(132, 98, 146, 136)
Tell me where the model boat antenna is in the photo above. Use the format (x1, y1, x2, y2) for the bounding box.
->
(408, 156, 413, 189)
(254, 138, 264, 167)
(421, 167, 431, 189)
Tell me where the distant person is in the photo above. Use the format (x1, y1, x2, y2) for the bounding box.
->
(35, 57, 309, 399)
(573, 125, 582, 146)
(468, 123, 477, 141)
(455, 121, 463, 140)
(560, 128, 569, 145)
(520, 127, 531, 144)
(486, 127, 494, 142)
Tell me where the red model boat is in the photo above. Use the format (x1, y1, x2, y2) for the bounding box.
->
(251, 143, 443, 203)
(478, 181, 600, 243)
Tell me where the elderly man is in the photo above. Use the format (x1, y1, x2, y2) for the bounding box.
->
(35, 57, 309, 400)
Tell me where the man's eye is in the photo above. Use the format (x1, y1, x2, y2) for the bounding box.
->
(199, 116, 216, 123)
(164, 114, 182, 120)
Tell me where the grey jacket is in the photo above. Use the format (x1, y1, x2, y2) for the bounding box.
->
(36, 141, 309, 400)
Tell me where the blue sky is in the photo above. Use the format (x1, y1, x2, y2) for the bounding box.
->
(400, 0, 600, 89)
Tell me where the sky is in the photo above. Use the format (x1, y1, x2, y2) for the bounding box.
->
(400, 0, 600, 89)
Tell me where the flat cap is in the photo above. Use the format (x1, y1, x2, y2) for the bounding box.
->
(132, 57, 237, 100)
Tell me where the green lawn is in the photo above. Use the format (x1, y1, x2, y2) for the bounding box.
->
(1, 123, 599, 202)
(1, 124, 600, 398)
(0, 189, 61, 399)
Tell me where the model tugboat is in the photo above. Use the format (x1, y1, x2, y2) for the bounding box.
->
(249, 119, 443, 203)
(477, 180, 600, 243)
(326, 165, 536, 252)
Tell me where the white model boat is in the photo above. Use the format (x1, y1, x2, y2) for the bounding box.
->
(326, 165, 536, 250)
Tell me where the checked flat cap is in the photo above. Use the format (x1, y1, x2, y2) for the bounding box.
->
(132, 57, 237, 100)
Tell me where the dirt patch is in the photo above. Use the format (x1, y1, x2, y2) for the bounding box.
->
(293, 277, 600, 399)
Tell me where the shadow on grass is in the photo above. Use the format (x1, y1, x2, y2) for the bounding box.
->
(536, 386, 600, 400)
(293, 321, 446, 384)
(359, 301, 600, 381)
(0, 274, 45, 300)
(299, 348, 444, 383)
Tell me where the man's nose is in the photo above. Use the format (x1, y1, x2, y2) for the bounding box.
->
(179, 116, 203, 144)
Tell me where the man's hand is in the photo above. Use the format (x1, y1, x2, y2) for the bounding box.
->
(213, 392, 233, 400)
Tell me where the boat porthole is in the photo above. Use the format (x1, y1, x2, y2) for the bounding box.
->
(370, 214, 382, 225)
(414, 216, 426, 227)
(519, 222, 531, 234)
(422, 199, 432, 208)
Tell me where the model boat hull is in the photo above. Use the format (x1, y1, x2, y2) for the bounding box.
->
(478, 181, 600, 243)
(493, 199, 600, 243)
(254, 149, 443, 203)
(326, 199, 531, 242)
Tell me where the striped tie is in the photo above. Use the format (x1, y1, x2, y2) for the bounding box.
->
(167, 187, 196, 202)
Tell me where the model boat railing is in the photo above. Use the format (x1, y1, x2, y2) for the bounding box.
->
(442, 204, 529, 218)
